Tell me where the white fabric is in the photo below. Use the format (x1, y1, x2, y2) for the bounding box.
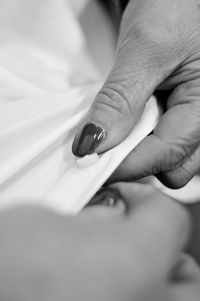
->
(43, 96, 161, 214)
(0, 0, 101, 212)
(0, 0, 200, 214)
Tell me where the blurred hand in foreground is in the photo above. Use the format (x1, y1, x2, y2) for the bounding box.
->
(0, 183, 200, 301)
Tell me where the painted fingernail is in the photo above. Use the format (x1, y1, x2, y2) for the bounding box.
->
(72, 122, 106, 157)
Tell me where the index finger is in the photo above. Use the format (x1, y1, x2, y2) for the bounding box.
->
(111, 81, 200, 188)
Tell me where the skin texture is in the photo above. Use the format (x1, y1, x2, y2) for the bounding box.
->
(75, 0, 200, 188)
(0, 183, 200, 301)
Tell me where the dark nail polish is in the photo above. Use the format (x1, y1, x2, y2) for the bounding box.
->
(72, 122, 106, 157)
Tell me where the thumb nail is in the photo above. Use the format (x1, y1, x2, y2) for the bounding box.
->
(72, 122, 106, 157)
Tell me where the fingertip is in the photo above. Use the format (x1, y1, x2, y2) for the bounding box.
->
(72, 122, 106, 157)
(157, 171, 189, 189)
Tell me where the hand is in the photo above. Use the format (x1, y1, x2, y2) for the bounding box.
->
(72, 0, 200, 188)
(0, 183, 198, 301)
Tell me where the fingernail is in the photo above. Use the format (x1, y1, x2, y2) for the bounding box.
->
(72, 122, 106, 157)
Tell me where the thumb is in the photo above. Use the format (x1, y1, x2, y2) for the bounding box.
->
(72, 1, 176, 157)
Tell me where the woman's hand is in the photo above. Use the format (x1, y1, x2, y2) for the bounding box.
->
(0, 183, 198, 301)
(72, 0, 200, 188)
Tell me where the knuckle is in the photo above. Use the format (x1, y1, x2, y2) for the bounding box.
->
(95, 81, 134, 120)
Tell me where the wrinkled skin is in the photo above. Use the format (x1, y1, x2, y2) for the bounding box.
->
(75, 0, 200, 188)
(0, 183, 200, 301)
